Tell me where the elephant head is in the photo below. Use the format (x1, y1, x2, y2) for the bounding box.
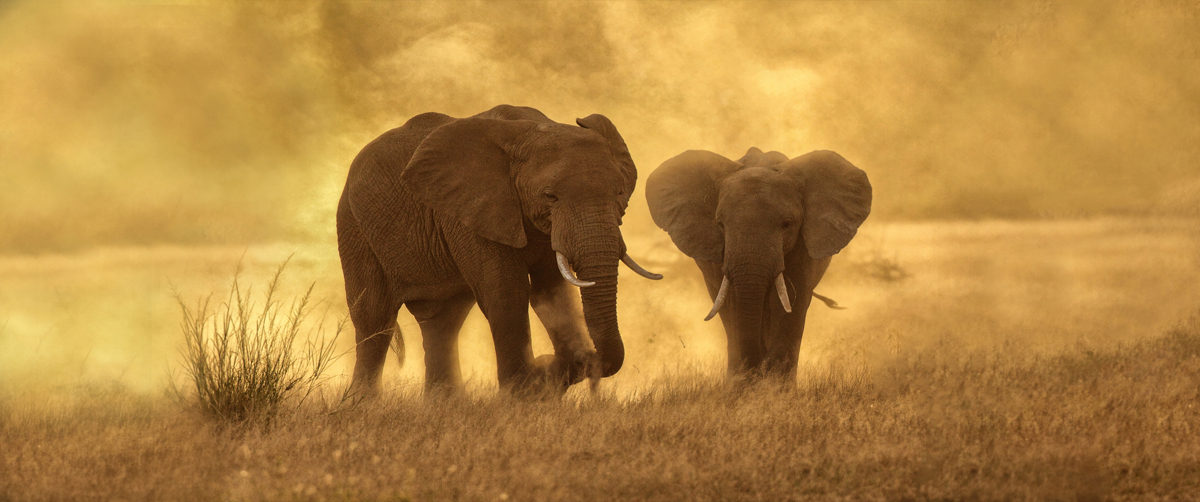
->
(646, 148, 871, 371)
(399, 114, 657, 379)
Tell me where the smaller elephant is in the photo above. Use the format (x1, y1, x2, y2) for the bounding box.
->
(646, 147, 872, 378)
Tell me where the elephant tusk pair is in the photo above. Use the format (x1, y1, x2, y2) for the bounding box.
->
(703, 273, 794, 321)
(556, 252, 663, 288)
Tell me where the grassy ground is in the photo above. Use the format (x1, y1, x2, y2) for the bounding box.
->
(2, 317, 1199, 501)
(1, 218, 1199, 500)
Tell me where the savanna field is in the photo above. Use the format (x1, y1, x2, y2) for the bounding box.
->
(4, 1, 1200, 500)
(2, 219, 1199, 501)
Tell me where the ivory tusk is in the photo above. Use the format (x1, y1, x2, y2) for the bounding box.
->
(556, 252, 595, 287)
(704, 276, 729, 321)
(812, 292, 846, 310)
(621, 253, 663, 280)
(775, 273, 792, 313)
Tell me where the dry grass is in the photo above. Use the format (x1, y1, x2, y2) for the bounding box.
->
(173, 260, 342, 427)
(840, 227, 911, 283)
(2, 314, 1199, 501)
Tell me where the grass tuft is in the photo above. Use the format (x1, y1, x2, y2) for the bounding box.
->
(842, 228, 911, 282)
(172, 258, 342, 427)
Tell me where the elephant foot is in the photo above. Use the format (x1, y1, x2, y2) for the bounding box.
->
(522, 350, 601, 397)
(342, 379, 383, 405)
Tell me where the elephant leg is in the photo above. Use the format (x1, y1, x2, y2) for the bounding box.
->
(407, 292, 476, 392)
(477, 279, 536, 390)
(764, 292, 811, 380)
(764, 257, 822, 379)
(339, 210, 399, 397)
(449, 240, 537, 391)
(694, 259, 744, 375)
(529, 256, 592, 386)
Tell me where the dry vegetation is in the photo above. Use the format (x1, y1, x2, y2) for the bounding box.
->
(2, 315, 1199, 501)
(173, 260, 341, 426)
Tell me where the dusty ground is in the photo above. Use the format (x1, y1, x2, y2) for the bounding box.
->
(1, 218, 1199, 500)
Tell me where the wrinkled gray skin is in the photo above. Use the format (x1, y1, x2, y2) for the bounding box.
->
(338, 105, 648, 396)
(646, 147, 872, 379)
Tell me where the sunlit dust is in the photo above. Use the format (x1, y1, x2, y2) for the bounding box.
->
(1, 1, 1198, 500)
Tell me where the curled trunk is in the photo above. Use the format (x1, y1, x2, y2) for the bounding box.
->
(554, 210, 625, 379)
(578, 269, 623, 376)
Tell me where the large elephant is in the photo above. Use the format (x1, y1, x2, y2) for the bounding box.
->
(338, 105, 660, 396)
(646, 147, 871, 378)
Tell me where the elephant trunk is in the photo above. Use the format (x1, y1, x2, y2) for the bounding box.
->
(554, 209, 625, 379)
(723, 242, 781, 374)
(578, 267, 622, 377)
(730, 271, 770, 373)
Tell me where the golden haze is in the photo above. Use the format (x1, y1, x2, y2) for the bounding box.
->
(2, 0, 1198, 251)
(1, 1, 1200, 499)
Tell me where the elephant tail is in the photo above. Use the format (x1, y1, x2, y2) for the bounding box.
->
(783, 274, 847, 310)
(389, 321, 406, 369)
(812, 292, 847, 310)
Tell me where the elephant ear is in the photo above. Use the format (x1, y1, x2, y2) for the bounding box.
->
(645, 150, 741, 263)
(737, 147, 789, 167)
(778, 150, 872, 259)
(576, 114, 637, 208)
(401, 117, 539, 248)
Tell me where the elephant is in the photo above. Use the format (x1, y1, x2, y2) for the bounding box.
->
(337, 104, 661, 396)
(645, 147, 871, 379)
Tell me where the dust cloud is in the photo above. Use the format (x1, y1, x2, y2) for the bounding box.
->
(1, 0, 1199, 392)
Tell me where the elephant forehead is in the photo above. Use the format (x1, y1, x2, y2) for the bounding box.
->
(721, 168, 795, 194)
(555, 165, 626, 193)
(529, 132, 617, 168)
(739, 148, 789, 168)
(718, 170, 800, 211)
(532, 124, 609, 150)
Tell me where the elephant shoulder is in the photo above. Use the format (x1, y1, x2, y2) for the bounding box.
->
(344, 113, 455, 226)
(342, 117, 454, 265)
(473, 104, 554, 124)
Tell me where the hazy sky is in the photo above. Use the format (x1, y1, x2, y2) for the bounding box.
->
(2, 0, 1198, 252)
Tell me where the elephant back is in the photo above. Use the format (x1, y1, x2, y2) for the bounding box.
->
(473, 104, 555, 124)
(347, 112, 456, 188)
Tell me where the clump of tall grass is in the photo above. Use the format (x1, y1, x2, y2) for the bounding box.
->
(173, 259, 342, 427)
(846, 230, 911, 282)
(851, 250, 910, 282)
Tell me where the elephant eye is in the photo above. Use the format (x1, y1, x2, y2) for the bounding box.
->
(543, 190, 558, 203)
(782, 219, 793, 229)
